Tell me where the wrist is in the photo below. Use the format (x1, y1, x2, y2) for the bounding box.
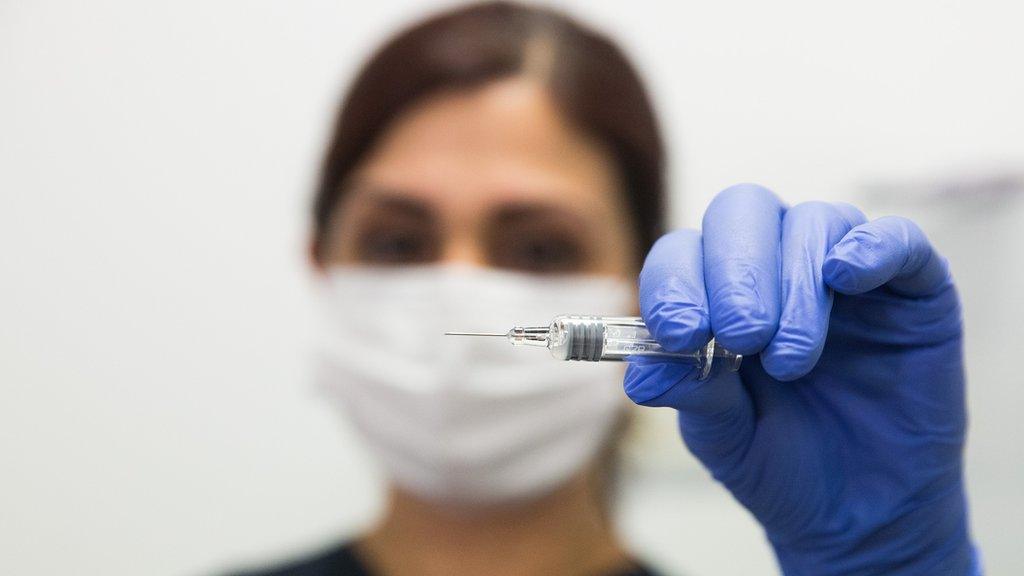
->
(771, 486, 977, 576)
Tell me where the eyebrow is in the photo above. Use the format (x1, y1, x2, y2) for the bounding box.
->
(491, 201, 592, 229)
(347, 183, 594, 229)
(357, 190, 436, 220)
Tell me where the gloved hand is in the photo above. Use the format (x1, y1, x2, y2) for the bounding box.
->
(624, 184, 981, 575)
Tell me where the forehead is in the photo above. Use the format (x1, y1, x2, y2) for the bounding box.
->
(349, 77, 626, 219)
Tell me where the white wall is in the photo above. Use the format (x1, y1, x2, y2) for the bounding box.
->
(1, 1, 1022, 575)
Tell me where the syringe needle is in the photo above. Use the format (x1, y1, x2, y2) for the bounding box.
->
(444, 331, 507, 337)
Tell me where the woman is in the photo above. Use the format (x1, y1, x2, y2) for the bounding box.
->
(237, 2, 979, 575)
(242, 3, 665, 575)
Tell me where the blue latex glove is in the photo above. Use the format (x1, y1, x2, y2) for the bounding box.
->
(624, 184, 981, 575)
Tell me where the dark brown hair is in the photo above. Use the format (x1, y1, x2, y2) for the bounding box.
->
(312, 1, 665, 265)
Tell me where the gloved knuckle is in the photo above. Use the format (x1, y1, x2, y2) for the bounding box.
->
(646, 229, 700, 262)
(716, 182, 776, 204)
(787, 200, 844, 223)
(845, 226, 885, 251)
(876, 215, 924, 242)
(829, 201, 867, 227)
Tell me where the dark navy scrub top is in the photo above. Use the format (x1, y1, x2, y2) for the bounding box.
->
(228, 541, 663, 576)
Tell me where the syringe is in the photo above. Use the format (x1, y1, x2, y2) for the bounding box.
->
(446, 315, 742, 381)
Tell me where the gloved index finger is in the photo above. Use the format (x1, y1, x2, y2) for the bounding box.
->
(638, 228, 711, 354)
(702, 184, 787, 355)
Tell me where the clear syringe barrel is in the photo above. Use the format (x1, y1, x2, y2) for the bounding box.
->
(508, 315, 742, 381)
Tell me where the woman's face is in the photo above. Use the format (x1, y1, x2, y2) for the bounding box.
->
(319, 76, 637, 280)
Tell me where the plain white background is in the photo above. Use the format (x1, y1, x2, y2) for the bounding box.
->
(2, 1, 1023, 574)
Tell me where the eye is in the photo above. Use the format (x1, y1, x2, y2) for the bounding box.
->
(353, 225, 439, 264)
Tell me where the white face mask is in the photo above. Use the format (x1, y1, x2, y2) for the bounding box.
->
(314, 264, 634, 506)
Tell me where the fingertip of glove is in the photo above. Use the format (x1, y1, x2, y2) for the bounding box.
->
(760, 348, 813, 382)
(711, 304, 776, 355)
(823, 253, 869, 294)
(761, 325, 826, 381)
(823, 230, 889, 294)
(644, 300, 711, 353)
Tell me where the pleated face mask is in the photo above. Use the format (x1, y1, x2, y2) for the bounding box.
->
(314, 264, 634, 505)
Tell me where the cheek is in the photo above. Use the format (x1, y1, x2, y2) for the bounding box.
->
(596, 225, 641, 280)
(316, 217, 357, 265)
(571, 188, 640, 279)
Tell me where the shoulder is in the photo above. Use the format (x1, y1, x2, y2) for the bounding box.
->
(224, 541, 370, 576)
